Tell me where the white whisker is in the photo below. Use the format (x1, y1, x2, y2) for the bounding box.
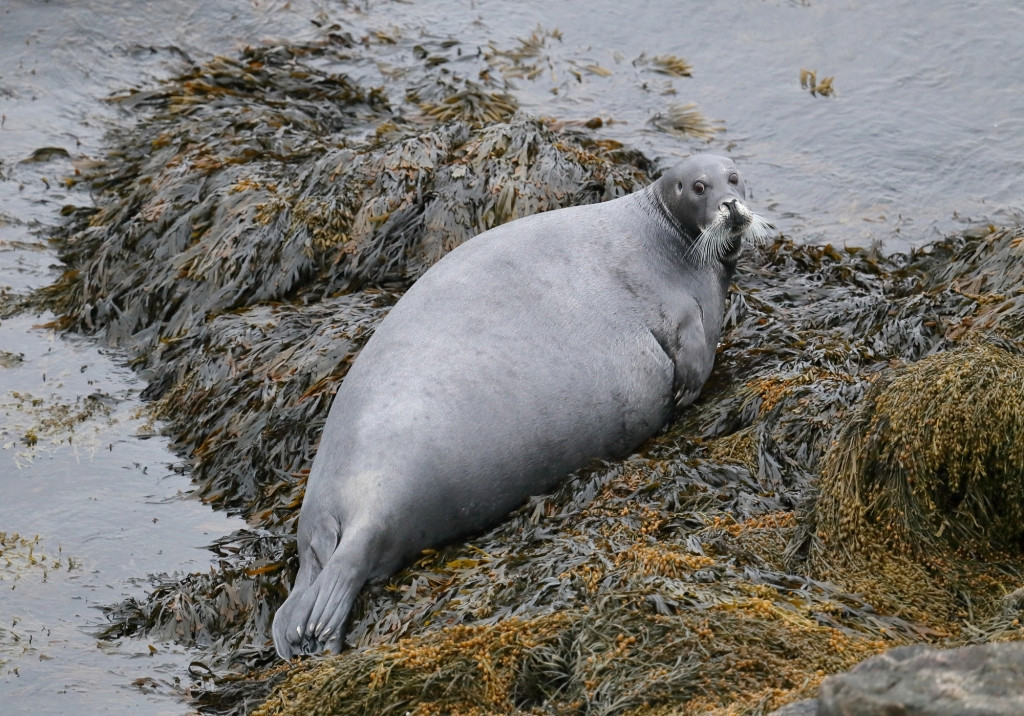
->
(745, 213, 776, 246)
(687, 204, 775, 266)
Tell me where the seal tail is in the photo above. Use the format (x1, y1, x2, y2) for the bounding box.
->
(272, 528, 375, 658)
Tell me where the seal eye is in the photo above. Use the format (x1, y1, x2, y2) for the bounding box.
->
(693, 180, 706, 195)
(729, 173, 739, 185)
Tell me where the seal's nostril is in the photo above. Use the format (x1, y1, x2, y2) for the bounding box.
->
(722, 199, 741, 223)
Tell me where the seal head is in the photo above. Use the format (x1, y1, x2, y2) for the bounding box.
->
(652, 154, 771, 266)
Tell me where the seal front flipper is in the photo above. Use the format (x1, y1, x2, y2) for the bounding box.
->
(647, 305, 712, 415)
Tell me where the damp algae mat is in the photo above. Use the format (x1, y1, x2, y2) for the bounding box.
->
(3, 0, 1024, 714)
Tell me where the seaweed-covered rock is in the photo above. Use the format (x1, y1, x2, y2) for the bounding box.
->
(804, 338, 1024, 564)
(146, 292, 395, 519)
(50, 113, 648, 360)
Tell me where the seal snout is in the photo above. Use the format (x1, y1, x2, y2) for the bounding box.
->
(721, 199, 750, 230)
(690, 192, 772, 266)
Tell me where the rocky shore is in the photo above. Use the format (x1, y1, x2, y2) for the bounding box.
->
(26, 24, 1024, 716)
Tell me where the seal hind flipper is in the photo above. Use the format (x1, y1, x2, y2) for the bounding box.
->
(273, 524, 376, 657)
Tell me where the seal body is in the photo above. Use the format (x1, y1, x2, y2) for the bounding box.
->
(273, 154, 766, 657)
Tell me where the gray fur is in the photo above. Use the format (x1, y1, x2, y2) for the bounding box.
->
(272, 153, 769, 657)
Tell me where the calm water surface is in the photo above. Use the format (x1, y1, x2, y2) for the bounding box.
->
(1, 1, 322, 713)
(368, 0, 1024, 248)
(1, 0, 1022, 713)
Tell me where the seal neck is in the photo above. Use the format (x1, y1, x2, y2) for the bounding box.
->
(638, 187, 736, 292)
(645, 187, 693, 244)
(637, 187, 706, 273)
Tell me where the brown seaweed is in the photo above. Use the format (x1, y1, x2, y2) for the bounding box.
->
(799, 68, 835, 97)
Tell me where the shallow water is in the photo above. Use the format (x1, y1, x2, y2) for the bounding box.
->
(0, 314, 247, 714)
(356, 0, 1024, 250)
(0, 0, 1022, 712)
(1, 1, 322, 713)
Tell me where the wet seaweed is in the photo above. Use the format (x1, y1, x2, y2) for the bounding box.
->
(143, 293, 396, 519)
(799, 68, 835, 97)
(248, 604, 889, 716)
(413, 77, 519, 124)
(99, 529, 291, 660)
(637, 53, 694, 78)
(649, 103, 723, 141)
(808, 338, 1024, 561)
(783, 336, 1024, 630)
(482, 26, 563, 82)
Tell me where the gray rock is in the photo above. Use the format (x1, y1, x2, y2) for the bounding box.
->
(816, 642, 1024, 715)
(767, 698, 817, 715)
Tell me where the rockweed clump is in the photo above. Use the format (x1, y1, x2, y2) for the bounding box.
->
(809, 338, 1024, 561)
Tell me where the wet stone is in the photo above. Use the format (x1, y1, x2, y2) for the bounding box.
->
(817, 643, 1024, 716)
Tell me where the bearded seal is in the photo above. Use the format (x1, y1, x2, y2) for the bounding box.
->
(272, 154, 772, 657)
